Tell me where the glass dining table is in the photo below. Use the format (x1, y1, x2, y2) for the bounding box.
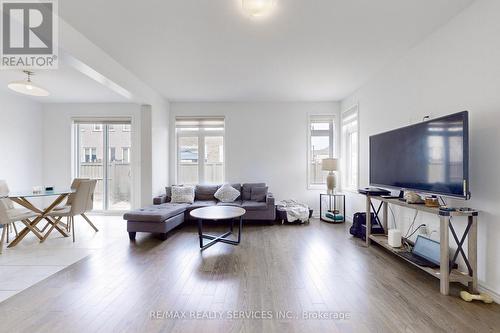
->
(7, 189, 75, 248)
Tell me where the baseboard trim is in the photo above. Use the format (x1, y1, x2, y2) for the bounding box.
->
(478, 284, 500, 304)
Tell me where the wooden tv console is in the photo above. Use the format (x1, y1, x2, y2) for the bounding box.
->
(362, 194, 478, 296)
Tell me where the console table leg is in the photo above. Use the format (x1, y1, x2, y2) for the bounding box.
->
(468, 215, 478, 293)
(365, 196, 371, 246)
(440, 216, 450, 295)
(382, 202, 388, 235)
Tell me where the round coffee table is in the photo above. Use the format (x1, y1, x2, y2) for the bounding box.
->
(190, 206, 246, 251)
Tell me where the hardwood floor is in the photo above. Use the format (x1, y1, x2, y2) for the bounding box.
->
(0, 219, 498, 333)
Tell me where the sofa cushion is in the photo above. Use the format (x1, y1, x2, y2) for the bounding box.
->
(242, 183, 266, 200)
(242, 201, 268, 211)
(217, 200, 243, 207)
(186, 200, 217, 211)
(250, 186, 268, 202)
(164, 185, 182, 202)
(230, 183, 242, 200)
(171, 186, 195, 203)
(123, 203, 188, 222)
(214, 184, 241, 203)
(195, 185, 219, 201)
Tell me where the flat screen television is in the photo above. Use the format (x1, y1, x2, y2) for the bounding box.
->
(369, 111, 469, 199)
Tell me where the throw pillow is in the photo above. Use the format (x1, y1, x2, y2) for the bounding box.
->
(214, 184, 240, 203)
(250, 186, 268, 202)
(170, 185, 195, 203)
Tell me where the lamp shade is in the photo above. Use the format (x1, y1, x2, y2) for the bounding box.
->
(8, 80, 49, 97)
(321, 158, 338, 171)
(7, 70, 49, 97)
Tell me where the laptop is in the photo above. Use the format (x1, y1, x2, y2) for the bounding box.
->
(399, 235, 441, 268)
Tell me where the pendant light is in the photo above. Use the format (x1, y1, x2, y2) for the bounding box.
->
(242, 0, 276, 17)
(8, 70, 50, 97)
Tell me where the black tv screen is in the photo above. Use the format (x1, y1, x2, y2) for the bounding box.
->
(369, 111, 469, 199)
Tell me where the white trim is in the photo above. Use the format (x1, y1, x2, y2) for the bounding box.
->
(340, 104, 359, 192)
(478, 284, 500, 304)
(307, 113, 336, 190)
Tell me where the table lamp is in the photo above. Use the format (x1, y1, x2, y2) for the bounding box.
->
(322, 158, 338, 194)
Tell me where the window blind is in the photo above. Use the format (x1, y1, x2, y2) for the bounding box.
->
(175, 117, 225, 129)
(72, 117, 132, 125)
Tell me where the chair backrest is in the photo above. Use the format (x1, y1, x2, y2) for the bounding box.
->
(0, 202, 10, 225)
(66, 178, 89, 205)
(0, 180, 12, 225)
(85, 180, 97, 211)
(0, 180, 14, 211)
(70, 180, 93, 215)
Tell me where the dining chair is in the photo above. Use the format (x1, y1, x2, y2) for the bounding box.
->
(0, 180, 17, 240)
(62, 178, 88, 232)
(52, 178, 98, 233)
(0, 180, 39, 254)
(81, 179, 98, 232)
(45, 180, 95, 242)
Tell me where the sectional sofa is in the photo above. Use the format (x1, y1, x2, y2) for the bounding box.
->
(123, 183, 275, 240)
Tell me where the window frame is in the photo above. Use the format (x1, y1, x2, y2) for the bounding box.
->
(109, 147, 116, 162)
(122, 147, 130, 163)
(175, 117, 225, 185)
(341, 105, 359, 192)
(307, 114, 336, 190)
(82, 147, 97, 163)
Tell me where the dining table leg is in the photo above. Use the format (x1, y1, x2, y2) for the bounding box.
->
(8, 194, 69, 248)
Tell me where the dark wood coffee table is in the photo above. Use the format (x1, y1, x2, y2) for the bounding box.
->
(190, 206, 246, 251)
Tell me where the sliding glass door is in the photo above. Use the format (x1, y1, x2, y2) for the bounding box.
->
(74, 122, 132, 211)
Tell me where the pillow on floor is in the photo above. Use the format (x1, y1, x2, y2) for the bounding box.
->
(214, 184, 240, 203)
(170, 185, 195, 203)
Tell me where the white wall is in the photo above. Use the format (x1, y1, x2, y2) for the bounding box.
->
(42, 103, 146, 208)
(0, 91, 43, 191)
(341, 0, 500, 297)
(151, 101, 170, 197)
(170, 102, 339, 212)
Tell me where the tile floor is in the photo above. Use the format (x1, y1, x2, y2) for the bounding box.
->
(0, 214, 125, 303)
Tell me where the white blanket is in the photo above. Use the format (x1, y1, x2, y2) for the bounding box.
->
(278, 200, 310, 223)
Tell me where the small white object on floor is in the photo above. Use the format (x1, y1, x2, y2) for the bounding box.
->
(278, 200, 310, 223)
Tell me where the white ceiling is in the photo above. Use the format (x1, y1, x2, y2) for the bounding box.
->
(58, 0, 474, 102)
(0, 62, 128, 103)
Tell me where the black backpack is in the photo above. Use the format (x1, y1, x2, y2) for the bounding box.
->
(349, 212, 384, 240)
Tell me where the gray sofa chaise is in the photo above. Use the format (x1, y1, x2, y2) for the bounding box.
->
(123, 183, 275, 240)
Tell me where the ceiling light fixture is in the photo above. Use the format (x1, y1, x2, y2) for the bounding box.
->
(242, 0, 276, 17)
(8, 70, 50, 97)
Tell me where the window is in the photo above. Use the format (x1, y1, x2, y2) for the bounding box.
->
(341, 106, 359, 191)
(82, 147, 97, 163)
(109, 147, 116, 162)
(122, 147, 130, 163)
(308, 115, 335, 187)
(123, 124, 131, 132)
(74, 121, 132, 211)
(176, 117, 225, 184)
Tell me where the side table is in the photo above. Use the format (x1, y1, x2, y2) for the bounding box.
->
(320, 193, 346, 223)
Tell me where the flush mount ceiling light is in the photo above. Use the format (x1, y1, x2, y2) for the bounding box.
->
(242, 0, 276, 17)
(8, 70, 50, 97)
